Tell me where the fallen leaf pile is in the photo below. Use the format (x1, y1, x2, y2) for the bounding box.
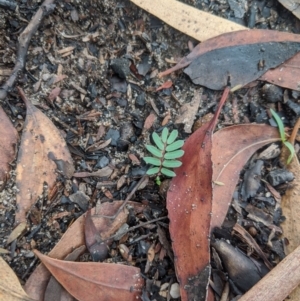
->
(1, 0, 300, 300)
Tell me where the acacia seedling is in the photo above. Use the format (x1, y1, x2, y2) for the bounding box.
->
(144, 128, 184, 185)
(270, 108, 295, 164)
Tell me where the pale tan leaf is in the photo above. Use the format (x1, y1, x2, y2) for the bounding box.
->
(7, 222, 27, 244)
(15, 88, 74, 224)
(280, 149, 300, 300)
(130, 0, 245, 42)
(0, 257, 36, 301)
(175, 89, 202, 133)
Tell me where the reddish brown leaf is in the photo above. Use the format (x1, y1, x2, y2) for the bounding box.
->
(260, 53, 300, 90)
(159, 29, 300, 90)
(155, 80, 173, 91)
(211, 124, 280, 230)
(25, 201, 146, 300)
(85, 210, 109, 262)
(48, 87, 61, 103)
(0, 107, 18, 188)
(15, 87, 74, 225)
(167, 88, 229, 301)
(34, 250, 144, 301)
(143, 112, 156, 131)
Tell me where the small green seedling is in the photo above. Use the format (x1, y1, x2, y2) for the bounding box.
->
(144, 128, 184, 185)
(270, 108, 295, 164)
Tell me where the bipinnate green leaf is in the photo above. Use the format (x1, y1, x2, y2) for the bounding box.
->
(270, 108, 285, 142)
(167, 130, 179, 145)
(161, 128, 169, 143)
(161, 168, 176, 177)
(284, 141, 295, 164)
(166, 140, 184, 152)
(164, 150, 184, 159)
(152, 132, 164, 150)
(162, 160, 182, 168)
(147, 167, 160, 175)
(143, 157, 161, 166)
(145, 145, 163, 158)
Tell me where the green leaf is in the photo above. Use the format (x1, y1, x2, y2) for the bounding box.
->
(270, 109, 285, 142)
(143, 157, 161, 166)
(145, 145, 163, 158)
(147, 167, 160, 175)
(164, 149, 184, 159)
(162, 160, 182, 168)
(155, 176, 161, 186)
(284, 141, 295, 164)
(166, 140, 184, 152)
(161, 168, 176, 177)
(167, 130, 178, 144)
(152, 132, 164, 150)
(161, 128, 169, 143)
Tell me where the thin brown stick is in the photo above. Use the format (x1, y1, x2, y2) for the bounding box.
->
(0, 0, 56, 100)
(289, 117, 300, 145)
(239, 244, 300, 301)
(99, 216, 168, 243)
(96, 175, 148, 219)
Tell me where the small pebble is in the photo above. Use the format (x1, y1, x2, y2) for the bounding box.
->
(170, 283, 180, 299)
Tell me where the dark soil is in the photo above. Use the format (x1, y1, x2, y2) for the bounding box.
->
(0, 0, 299, 300)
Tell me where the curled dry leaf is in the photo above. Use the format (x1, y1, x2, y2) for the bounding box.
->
(15, 87, 74, 224)
(25, 201, 146, 300)
(33, 250, 144, 301)
(211, 124, 280, 230)
(0, 107, 18, 188)
(0, 257, 36, 301)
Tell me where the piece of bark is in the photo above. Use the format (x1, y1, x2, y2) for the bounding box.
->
(239, 244, 300, 301)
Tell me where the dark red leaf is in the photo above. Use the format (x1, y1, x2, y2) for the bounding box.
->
(167, 88, 229, 301)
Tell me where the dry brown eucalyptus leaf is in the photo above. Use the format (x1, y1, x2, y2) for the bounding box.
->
(15, 87, 74, 224)
(0, 107, 18, 188)
(0, 257, 36, 301)
(130, 0, 245, 42)
(33, 249, 144, 301)
(25, 201, 146, 300)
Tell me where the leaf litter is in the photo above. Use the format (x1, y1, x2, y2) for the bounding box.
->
(1, 0, 300, 300)
(15, 87, 74, 225)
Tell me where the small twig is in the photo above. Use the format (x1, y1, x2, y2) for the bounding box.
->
(100, 216, 168, 243)
(51, 115, 79, 135)
(289, 117, 300, 145)
(21, 257, 38, 280)
(96, 175, 148, 220)
(0, 0, 56, 100)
